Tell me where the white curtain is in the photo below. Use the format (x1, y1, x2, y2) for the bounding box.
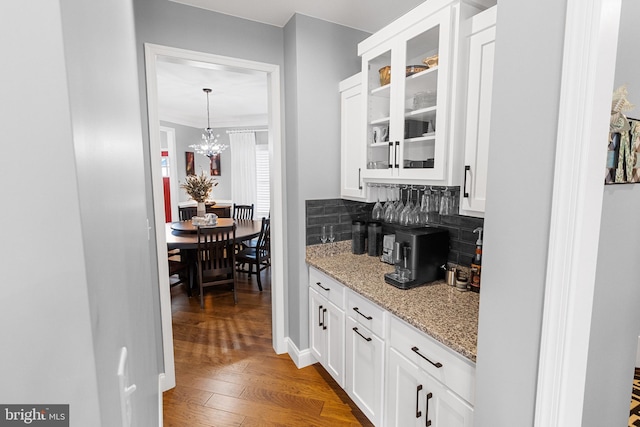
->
(229, 132, 257, 209)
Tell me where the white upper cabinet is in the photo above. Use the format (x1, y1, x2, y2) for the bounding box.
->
(340, 74, 366, 201)
(358, 1, 484, 185)
(460, 6, 497, 217)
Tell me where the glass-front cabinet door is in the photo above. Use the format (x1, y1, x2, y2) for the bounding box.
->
(362, 7, 452, 182)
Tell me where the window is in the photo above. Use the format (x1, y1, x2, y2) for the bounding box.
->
(255, 144, 270, 219)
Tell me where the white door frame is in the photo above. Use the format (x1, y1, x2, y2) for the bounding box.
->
(144, 43, 287, 392)
(534, 0, 622, 425)
(160, 126, 179, 223)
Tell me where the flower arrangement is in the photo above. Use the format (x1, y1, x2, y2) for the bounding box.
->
(180, 171, 217, 203)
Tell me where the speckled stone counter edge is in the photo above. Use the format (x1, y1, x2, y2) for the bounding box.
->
(306, 241, 479, 362)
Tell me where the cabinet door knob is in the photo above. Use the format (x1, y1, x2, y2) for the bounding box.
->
(416, 384, 423, 418)
(352, 327, 372, 342)
(316, 282, 330, 291)
(353, 307, 373, 320)
(411, 346, 443, 368)
(425, 392, 433, 427)
(322, 308, 327, 330)
(463, 165, 471, 198)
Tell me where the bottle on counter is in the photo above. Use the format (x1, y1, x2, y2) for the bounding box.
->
(469, 227, 483, 293)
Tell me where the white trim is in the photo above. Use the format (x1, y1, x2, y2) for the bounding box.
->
(534, 1, 621, 426)
(160, 126, 179, 223)
(144, 44, 287, 395)
(286, 337, 317, 369)
(158, 374, 164, 427)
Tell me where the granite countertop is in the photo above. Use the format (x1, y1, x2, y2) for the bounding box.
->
(306, 241, 479, 362)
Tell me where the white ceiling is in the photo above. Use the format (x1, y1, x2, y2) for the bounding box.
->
(170, 0, 427, 33)
(157, 0, 427, 130)
(157, 58, 269, 129)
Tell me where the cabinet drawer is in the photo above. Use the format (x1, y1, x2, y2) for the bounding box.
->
(309, 267, 345, 309)
(346, 289, 385, 338)
(389, 315, 476, 405)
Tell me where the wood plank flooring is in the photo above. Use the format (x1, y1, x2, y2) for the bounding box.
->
(164, 268, 372, 426)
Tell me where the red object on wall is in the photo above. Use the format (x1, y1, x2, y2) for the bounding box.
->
(161, 151, 172, 222)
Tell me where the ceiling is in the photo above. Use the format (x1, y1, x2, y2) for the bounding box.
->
(170, 0, 427, 33)
(157, 0, 428, 130)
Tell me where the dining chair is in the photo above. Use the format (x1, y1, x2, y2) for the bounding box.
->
(168, 250, 191, 297)
(179, 206, 197, 221)
(196, 224, 238, 308)
(236, 217, 270, 291)
(232, 203, 254, 220)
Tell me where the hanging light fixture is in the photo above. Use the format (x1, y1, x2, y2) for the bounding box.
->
(189, 88, 228, 158)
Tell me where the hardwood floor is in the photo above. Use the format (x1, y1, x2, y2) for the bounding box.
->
(164, 268, 372, 426)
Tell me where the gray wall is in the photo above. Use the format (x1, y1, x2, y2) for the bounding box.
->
(132, 0, 285, 336)
(160, 120, 232, 202)
(1, 0, 161, 426)
(582, 1, 640, 424)
(474, 0, 567, 425)
(284, 14, 370, 348)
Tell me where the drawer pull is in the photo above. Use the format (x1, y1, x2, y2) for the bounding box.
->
(352, 327, 372, 342)
(425, 392, 433, 426)
(415, 384, 423, 418)
(353, 307, 372, 320)
(322, 308, 327, 330)
(316, 282, 330, 291)
(318, 305, 323, 327)
(411, 346, 443, 368)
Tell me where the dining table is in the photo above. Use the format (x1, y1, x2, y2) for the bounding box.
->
(165, 218, 262, 249)
(165, 218, 262, 293)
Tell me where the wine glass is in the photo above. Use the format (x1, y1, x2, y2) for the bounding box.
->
(419, 189, 430, 225)
(410, 187, 422, 224)
(400, 186, 414, 225)
(392, 186, 405, 224)
(321, 225, 328, 243)
(371, 185, 383, 220)
(328, 225, 335, 243)
(439, 188, 452, 216)
(383, 185, 396, 222)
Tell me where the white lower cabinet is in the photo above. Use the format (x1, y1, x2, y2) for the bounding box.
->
(308, 267, 475, 427)
(386, 348, 473, 427)
(346, 316, 385, 426)
(309, 269, 346, 387)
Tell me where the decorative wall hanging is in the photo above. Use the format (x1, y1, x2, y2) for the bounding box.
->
(185, 151, 195, 176)
(210, 153, 221, 176)
(606, 86, 639, 184)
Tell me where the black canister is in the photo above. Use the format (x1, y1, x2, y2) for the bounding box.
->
(367, 222, 382, 256)
(352, 220, 366, 254)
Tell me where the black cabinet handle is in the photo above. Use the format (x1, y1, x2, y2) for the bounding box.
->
(425, 392, 433, 426)
(322, 308, 327, 330)
(316, 282, 330, 291)
(352, 327, 372, 342)
(416, 384, 423, 418)
(318, 305, 323, 327)
(388, 142, 393, 168)
(353, 307, 373, 320)
(463, 165, 471, 198)
(358, 168, 362, 190)
(395, 141, 400, 168)
(411, 346, 443, 368)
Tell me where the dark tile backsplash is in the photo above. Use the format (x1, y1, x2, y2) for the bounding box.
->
(305, 197, 484, 266)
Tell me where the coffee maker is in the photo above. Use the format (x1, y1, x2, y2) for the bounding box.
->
(384, 227, 449, 289)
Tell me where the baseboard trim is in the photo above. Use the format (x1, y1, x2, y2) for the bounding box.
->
(286, 337, 316, 369)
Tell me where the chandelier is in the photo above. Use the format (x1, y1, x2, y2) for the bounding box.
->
(189, 88, 228, 158)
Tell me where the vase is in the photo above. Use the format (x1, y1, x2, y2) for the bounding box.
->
(197, 202, 206, 217)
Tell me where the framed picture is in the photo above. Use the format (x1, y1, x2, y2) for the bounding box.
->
(185, 151, 195, 176)
(210, 153, 221, 176)
(605, 118, 640, 184)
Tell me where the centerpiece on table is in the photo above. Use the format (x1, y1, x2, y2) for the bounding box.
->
(180, 171, 218, 217)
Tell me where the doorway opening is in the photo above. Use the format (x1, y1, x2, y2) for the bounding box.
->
(144, 44, 286, 392)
